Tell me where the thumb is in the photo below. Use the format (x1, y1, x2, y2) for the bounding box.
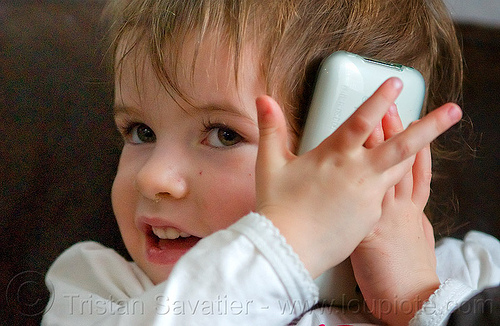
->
(255, 95, 289, 175)
(422, 213, 436, 250)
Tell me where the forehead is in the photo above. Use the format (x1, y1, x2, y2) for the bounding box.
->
(114, 32, 264, 111)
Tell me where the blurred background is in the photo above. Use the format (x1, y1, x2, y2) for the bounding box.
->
(1, 0, 499, 325)
(445, 0, 500, 26)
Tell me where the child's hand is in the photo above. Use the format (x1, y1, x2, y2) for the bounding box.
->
(350, 109, 445, 325)
(254, 77, 462, 279)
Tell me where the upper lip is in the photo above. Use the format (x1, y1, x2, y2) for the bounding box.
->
(137, 216, 199, 238)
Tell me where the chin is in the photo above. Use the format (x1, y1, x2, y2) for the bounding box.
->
(142, 262, 175, 285)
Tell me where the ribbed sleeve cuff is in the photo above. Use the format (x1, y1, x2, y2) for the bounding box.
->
(229, 212, 319, 304)
(410, 278, 475, 326)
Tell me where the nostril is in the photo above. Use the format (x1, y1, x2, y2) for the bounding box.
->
(154, 192, 171, 203)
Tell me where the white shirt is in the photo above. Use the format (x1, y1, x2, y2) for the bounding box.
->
(41, 213, 500, 325)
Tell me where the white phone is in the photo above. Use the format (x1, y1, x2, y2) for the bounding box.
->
(298, 51, 425, 305)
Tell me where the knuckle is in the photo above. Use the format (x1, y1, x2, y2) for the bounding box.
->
(423, 170, 433, 184)
(350, 114, 373, 135)
(394, 140, 413, 161)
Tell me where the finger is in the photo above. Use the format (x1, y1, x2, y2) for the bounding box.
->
(383, 185, 396, 203)
(422, 213, 436, 250)
(364, 121, 383, 149)
(412, 145, 432, 207)
(255, 95, 290, 176)
(331, 77, 403, 151)
(384, 104, 412, 197)
(382, 104, 404, 140)
(394, 169, 413, 199)
(382, 154, 416, 192)
(371, 103, 462, 172)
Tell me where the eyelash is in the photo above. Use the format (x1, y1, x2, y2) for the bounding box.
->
(117, 120, 136, 137)
(116, 119, 154, 144)
(116, 118, 245, 147)
(117, 119, 136, 137)
(202, 119, 245, 148)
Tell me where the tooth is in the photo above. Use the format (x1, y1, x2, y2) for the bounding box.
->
(152, 227, 170, 239)
(165, 228, 180, 239)
(152, 227, 191, 240)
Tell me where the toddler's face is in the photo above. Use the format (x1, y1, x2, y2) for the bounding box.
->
(112, 39, 265, 284)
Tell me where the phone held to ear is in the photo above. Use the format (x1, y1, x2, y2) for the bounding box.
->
(298, 51, 425, 305)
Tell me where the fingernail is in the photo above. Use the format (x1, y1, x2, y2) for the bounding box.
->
(448, 104, 462, 121)
(390, 77, 403, 90)
(388, 104, 398, 116)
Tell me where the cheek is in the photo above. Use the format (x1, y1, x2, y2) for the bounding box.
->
(111, 154, 141, 244)
(111, 173, 131, 224)
(198, 152, 257, 230)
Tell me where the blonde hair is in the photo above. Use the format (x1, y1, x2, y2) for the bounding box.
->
(103, 0, 466, 235)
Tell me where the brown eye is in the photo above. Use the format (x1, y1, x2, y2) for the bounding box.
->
(206, 127, 243, 147)
(130, 123, 156, 143)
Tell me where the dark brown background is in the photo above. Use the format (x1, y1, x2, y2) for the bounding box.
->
(1, 1, 499, 325)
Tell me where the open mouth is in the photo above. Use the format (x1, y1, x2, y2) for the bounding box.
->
(145, 226, 202, 264)
(152, 226, 192, 240)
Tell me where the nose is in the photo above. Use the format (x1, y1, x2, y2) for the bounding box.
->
(135, 146, 188, 201)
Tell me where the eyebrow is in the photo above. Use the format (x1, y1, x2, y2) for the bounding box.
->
(113, 102, 255, 121)
(113, 104, 142, 117)
(194, 104, 254, 120)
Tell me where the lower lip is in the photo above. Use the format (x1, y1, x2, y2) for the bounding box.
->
(146, 234, 201, 265)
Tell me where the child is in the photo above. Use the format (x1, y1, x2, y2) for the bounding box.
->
(42, 0, 500, 325)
